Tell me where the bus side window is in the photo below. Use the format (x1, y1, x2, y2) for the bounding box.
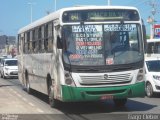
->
(26, 31, 31, 54)
(38, 26, 43, 52)
(44, 24, 48, 52)
(24, 33, 27, 53)
(32, 29, 36, 53)
(17, 35, 21, 55)
(48, 22, 53, 52)
(29, 31, 32, 53)
(147, 42, 157, 54)
(34, 28, 39, 53)
(41, 25, 45, 52)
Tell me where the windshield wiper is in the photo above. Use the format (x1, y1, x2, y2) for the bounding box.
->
(112, 66, 133, 71)
(77, 68, 100, 72)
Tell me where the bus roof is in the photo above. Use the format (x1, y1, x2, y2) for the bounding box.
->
(147, 39, 160, 43)
(18, 5, 139, 34)
(145, 56, 160, 61)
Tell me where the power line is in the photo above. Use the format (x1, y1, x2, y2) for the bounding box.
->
(147, 0, 160, 21)
(125, 0, 136, 5)
(126, 0, 147, 6)
(54, 0, 57, 11)
(107, 0, 111, 6)
(146, 0, 160, 38)
(133, 0, 148, 6)
(126, 0, 159, 9)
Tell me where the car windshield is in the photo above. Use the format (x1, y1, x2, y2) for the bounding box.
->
(5, 60, 17, 66)
(63, 24, 143, 66)
(146, 60, 160, 72)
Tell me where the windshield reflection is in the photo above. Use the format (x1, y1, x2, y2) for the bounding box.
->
(63, 24, 143, 66)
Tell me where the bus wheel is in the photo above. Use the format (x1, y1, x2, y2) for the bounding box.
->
(48, 83, 59, 108)
(146, 82, 153, 97)
(25, 73, 32, 94)
(113, 98, 127, 107)
(26, 80, 32, 94)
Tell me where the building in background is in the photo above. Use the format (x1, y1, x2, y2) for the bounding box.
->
(0, 35, 17, 57)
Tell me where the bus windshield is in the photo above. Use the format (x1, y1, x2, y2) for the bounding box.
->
(63, 24, 143, 66)
(146, 40, 160, 54)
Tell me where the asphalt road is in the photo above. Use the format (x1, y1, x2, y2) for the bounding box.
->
(0, 78, 160, 120)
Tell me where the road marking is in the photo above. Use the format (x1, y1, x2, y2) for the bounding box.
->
(13, 90, 17, 94)
(17, 94, 22, 98)
(11, 90, 21, 98)
(36, 108, 44, 113)
(9, 88, 13, 91)
(28, 102, 35, 107)
(5, 84, 45, 113)
(22, 97, 27, 102)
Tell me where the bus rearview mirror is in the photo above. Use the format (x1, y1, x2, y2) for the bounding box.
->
(142, 25, 147, 52)
(57, 36, 63, 49)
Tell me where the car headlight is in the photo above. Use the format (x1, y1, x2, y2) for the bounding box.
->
(153, 75, 160, 80)
(5, 67, 9, 70)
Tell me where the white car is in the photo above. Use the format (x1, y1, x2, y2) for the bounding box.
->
(0, 58, 18, 79)
(145, 57, 160, 97)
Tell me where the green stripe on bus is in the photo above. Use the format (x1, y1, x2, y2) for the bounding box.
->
(61, 82, 145, 102)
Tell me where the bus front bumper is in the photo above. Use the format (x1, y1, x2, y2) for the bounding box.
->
(61, 82, 145, 102)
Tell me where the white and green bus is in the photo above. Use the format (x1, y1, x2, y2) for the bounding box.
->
(17, 6, 146, 107)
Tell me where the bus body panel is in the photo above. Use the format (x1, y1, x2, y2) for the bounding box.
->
(18, 53, 57, 94)
(71, 70, 139, 87)
(59, 69, 145, 102)
(61, 82, 145, 102)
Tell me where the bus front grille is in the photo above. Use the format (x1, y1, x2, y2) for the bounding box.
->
(79, 73, 132, 85)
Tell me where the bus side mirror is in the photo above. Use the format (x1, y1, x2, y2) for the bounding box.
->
(57, 36, 63, 49)
(142, 25, 147, 52)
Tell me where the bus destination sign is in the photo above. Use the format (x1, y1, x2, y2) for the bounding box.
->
(62, 9, 139, 22)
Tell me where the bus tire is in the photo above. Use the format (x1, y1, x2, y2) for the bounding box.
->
(113, 98, 127, 107)
(25, 72, 32, 94)
(146, 82, 153, 97)
(48, 82, 59, 108)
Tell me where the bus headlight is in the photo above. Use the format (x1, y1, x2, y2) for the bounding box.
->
(65, 78, 72, 85)
(136, 68, 144, 82)
(64, 72, 75, 86)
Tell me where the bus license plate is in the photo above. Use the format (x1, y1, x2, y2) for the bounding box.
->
(100, 95, 113, 100)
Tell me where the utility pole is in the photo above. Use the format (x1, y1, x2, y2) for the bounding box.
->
(28, 2, 36, 23)
(147, 0, 158, 39)
(108, 0, 111, 6)
(54, 0, 57, 11)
